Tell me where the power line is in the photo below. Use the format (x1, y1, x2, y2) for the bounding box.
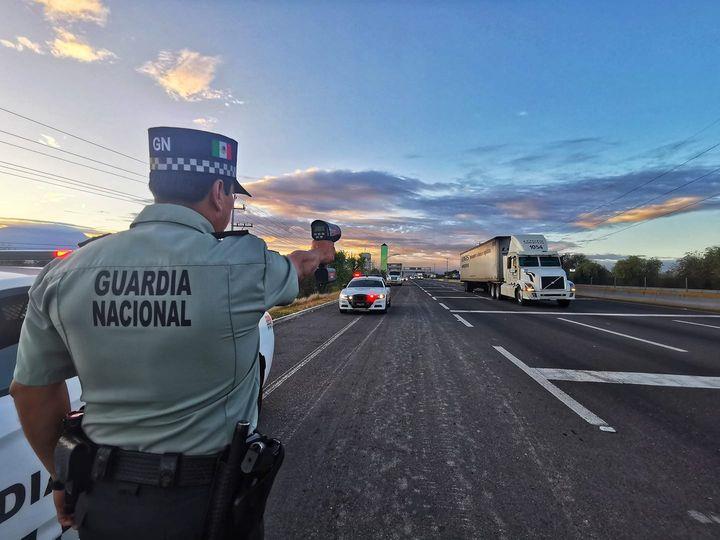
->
(0, 139, 146, 184)
(571, 140, 720, 224)
(585, 166, 720, 229)
(0, 106, 266, 180)
(581, 190, 720, 243)
(0, 128, 146, 177)
(0, 161, 148, 201)
(0, 170, 146, 205)
(0, 106, 146, 164)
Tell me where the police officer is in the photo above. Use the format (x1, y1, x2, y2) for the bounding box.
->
(10, 127, 335, 538)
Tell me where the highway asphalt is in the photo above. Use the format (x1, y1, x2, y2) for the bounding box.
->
(259, 279, 720, 539)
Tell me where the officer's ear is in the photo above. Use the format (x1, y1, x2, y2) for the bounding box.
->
(208, 179, 226, 210)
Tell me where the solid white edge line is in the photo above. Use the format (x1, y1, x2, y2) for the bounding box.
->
(434, 296, 490, 300)
(263, 318, 359, 397)
(537, 368, 720, 389)
(674, 319, 720, 330)
(453, 314, 473, 327)
(493, 346, 615, 432)
(557, 317, 688, 353)
(449, 311, 720, 317)
(273, 299, 337, 324)
(439, 303, 450, 310)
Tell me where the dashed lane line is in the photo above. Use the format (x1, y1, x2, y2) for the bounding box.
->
(450, 311, 720, 317)
(537, 369, 720, 389)
(434, 296, 491, 300)
(263, 318, 360, 397)
(439, 303, 450, 310)
(493, 346, 615, 433)
(557, 317, 687, 353)
(453, 314, 474, 327)
(674, 319, 720, 330)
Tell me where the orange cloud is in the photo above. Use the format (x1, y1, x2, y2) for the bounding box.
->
(33, 0, 109, 26)
(496, 200, 543, 219)
(0, 36, 45, 54)
(574, 196, 703, 229)
(138, 50, 241, 103)
(49, 27, 116, 62)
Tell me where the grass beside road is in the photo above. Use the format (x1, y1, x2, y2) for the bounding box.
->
(269, 291, 340, 319)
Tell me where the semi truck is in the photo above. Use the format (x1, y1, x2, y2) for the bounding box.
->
(386, 262, 403, 285)
(460, 235, 575, 306)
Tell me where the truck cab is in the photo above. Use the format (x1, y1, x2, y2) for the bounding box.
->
(500, 236, 574, 306)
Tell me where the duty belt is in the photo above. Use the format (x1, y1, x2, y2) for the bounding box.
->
(91, 446, 220, 488)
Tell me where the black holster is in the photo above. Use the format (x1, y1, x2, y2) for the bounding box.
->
(54, 410, 95, 515)
(204, 423, 284, 540)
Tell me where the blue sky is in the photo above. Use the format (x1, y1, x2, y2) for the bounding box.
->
(0, 0, 719, 268)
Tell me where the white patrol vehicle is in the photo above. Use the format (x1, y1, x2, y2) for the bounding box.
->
(339, 276, 391, 313)
(0, 265, 276, 540)
(460, 235, 575, 307)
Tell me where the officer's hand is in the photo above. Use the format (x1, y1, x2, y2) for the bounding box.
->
(311, 240, 336, 265)
(53, 489, 75, 529)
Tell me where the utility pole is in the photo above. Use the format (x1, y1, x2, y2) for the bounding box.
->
(232, 202, 252, 231)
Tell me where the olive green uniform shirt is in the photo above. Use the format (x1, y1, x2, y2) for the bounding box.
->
(14, 204, 298, 454)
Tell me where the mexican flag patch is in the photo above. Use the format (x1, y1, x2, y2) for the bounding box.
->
(212, 140, 232, 160)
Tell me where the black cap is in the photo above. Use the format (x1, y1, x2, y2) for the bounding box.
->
(148, 126, 250, 196)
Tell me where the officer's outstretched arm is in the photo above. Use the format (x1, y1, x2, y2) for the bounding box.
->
(287, 240, 335, 281)
(10, 380, 70, 476)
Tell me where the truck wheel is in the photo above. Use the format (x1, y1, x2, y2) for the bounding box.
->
(465, 281, 473, 293)
(557, 300, 571, 308)
(515, 288, 526, 306)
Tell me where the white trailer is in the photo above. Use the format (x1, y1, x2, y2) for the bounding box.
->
(387, 263, 403, 286)
(460, 235, 575, 306)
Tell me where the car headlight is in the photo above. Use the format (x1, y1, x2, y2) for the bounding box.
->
(378, 294, 385, 299)
(524, 284, 534, 291)
(340, 294, 349, 299)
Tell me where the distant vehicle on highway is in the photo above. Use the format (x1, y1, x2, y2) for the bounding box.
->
(387, 262, 403, 286)
(460, 235, 575, 307)
(0, 265, 276, 540)
(339, 276, 391, 313)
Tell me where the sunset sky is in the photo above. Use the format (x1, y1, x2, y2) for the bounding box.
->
(1, 0, 719, 269)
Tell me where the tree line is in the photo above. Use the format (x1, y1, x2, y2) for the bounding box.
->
(561, 246, 720, 290)
(298, 250, 381, 297)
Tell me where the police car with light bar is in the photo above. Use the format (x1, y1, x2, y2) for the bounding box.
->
(339, 276, 391, 313)
(0, 262, 276, 540)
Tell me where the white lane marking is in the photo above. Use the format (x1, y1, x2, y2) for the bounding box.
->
(434, 296, 491, 300)
(450, 311, 720, 317)
(493, 346, 615, 432)
(432, 296, 437, 300)
(557, 317, 687, 352)
(263, 318, 360, 397)
(674, 319, 720, 330)
(277, 317, 386, 441)
(688, 510, 720, 524)
(453, 314, 474, 327)
(538, 369, 720, 389)
(439, 303, 450, 310)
